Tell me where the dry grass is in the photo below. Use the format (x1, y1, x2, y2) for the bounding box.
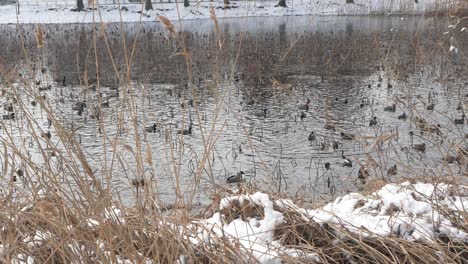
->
(0, 2, 467, 263)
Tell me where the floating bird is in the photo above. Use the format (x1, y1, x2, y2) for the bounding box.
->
(369, 116, 378, 126)
(42, 131, 52, 140)
(227, 171, 245, 183)
(454, 114, 465, 125)
(387, 165, 397, 176)
(131, 178, 145, 187)
(426, 103, 435, 111)
(384, 103, 396, 112)
(341, 151, 352, 167)
(358, 166, 368, 180)
(308, 131, 316, 141)
(2, 113, 14, 120)
(300, 111, 306, 121)
(413, 143, 426, 153)
(341, 131, 355, 140)
(442, 155, 457, 164)
(332, 141, 339, 150)
(254, 109, 267, 118)
(397, 112, 407, 120)
(178, 124, 192, 135)
(145, 124, 158, 133)
(298, 99, 310, 111)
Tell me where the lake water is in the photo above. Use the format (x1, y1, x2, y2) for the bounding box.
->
(0, 15, 467, 206)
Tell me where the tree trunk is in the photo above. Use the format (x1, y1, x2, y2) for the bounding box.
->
(77, 0, 84, 11)
(276, 0, 287, 7)
(184, 0, 189, 7)
(145, 0, 153, 11)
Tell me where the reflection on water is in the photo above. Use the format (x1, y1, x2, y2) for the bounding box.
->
(0, 15, 467, 206)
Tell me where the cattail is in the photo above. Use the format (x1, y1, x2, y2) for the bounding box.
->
(157, 15, 176, 36)
(35, 25, 45, 48)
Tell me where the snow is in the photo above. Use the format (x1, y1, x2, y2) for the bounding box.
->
(0, 0, 451, 24)
(4, 181, 467, 263)
(298, 182, 468, 242)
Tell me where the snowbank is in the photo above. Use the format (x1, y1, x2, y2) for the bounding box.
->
(5, 181, 467, 263)
(0, 0, 454, 24)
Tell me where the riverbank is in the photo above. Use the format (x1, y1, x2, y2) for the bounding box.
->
(1, 180, 466, 263)
(0, 0, 459, 24)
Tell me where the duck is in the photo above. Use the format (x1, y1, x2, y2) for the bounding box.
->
(2, 113, 15, 120)
(298, 99, 310, 111)
(227, 171, 245, 183)
(42, 131, 52, 140)
(300, 111, 306, 121)
(341, 151, 352, 167)
(145, 124, 158, 133)
(178, 124, 192, 135)
(426, 103, 435, 111)
(131, 178, 145, 187)
(454, 114, 465, 125)
(397, 112, 407, 120)
(442, 155, 457, 164)
(369, 116, 378, 126)
(308, 131, 316, 141)
(358, 166, 368, 180)
(413, 143, 426, 153)
(254, 109, 267, 118)
(332, 141, 339, 150)
(387, 165, 397, 176)
(384, 103, 396, 112)
(341, 131, 355, 140)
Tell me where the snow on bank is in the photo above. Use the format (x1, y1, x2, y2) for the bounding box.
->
(184, 181, 467, 263)
(7, 181, 467, 263)
(0, 0, 452, 24)
(279, 181, 468, 242)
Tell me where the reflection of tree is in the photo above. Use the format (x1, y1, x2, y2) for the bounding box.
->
(279, 23, 286, 45)
(346, 22, 353, 36)
(77, 0, 84, 11)
(145, 0, 153, 11)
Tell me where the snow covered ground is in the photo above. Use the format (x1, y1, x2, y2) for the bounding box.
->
(0, 0, 455, 24)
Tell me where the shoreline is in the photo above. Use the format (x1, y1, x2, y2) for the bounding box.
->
(0, 0, 457, 25)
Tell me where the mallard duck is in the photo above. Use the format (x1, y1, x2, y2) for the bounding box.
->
(387, 165, 397, 176)
(413, 143, 426, 153)
(369, 116, 378, 126)
(341, 131, 355, 140)
(358, 166, 368, 179)
(145, 124, 158, 133)
(298, 99, 310, 111)
(454, 115, 465, 125)
(178, 124, 192, 135)
(442, 155, 457, 164)
(227, 171, 245, 183)
(398, 112, 407, 120)
(384, 103, 396, 112)
(426, 103, 435, 111)
(341, 151, 352, 167)
(300, 111, 306, 121)
(308, 131, 316, 141)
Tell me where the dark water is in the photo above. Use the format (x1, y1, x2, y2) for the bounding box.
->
(0, 16, 467, 206)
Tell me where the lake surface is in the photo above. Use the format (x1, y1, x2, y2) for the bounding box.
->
(0, 15, 467, 206)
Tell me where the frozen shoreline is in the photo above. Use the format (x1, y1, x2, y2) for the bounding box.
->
(0, 0, 455, 24)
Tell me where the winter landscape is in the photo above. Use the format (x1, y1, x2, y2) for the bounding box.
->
(0, 0, 467, 263)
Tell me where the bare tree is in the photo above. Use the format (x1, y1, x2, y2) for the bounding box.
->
(77, 0, 84, 11)
(276, 0, 286, 7)
(145, 0, 153, 11)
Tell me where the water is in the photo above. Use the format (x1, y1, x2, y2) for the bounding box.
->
(0, 15, 466, 206)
